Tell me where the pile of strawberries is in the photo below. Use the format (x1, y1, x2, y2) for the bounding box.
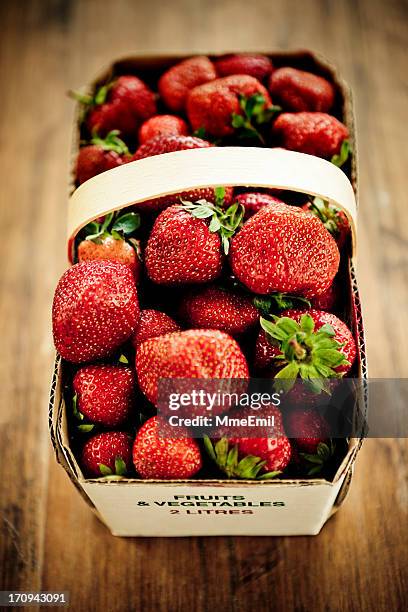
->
(53, 53, 357, 481)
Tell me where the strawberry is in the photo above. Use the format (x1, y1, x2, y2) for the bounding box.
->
(303, 198, 350, 249)
(179, 286, 258, 335)
(284, 407, 335, 475)
(256, 309, 356, 392)
(215, 53, 273, 81)
(75, 131, 130, 185)
(76, 146, 123, 185)
(132, 134, 233, 212)
(234, 192, 285, 219)
(272, 112, 349, 159)
(311, 279, 339, 311)
(204, 406, 291, 478)
(268, 67, 335, 112)
(76, 210, 142, 281)
(52, 261, 139, 363)
(81, 431, 133, 477)
(144, 192, 246, 284)
(133, 134, 211, 160)
(158, 56, 216, 112)
(145, 204, 223, 285)
(284, 407, 330, 454)
(255, 329, 277, 371)
(136, 329, 249, 405)
(83, 75, 156, 139)
(187, 75, 274, 140)
(132, 309, 180, 349)
(230, 203, 339, 297)
(138, 114, 189, 144)
(73, 365, 136, 427)
(77, 236, 141, 281)
(133, 416, 202, 479)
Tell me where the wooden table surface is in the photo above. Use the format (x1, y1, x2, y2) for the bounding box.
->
(0, 0, 407, 610)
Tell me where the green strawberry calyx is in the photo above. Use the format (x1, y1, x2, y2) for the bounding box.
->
(181, 187, 244, 254)
(98, 457, 128, 478)
(90, 130, 129, 156)
(254, 293, 311, 315)
(69, 81, 113, 107)
(260, 313, 350, 394)
(192, 127, 207, 139)
(81, 210, 141, 245)
(308, 197, 346, 238)
(331, 139, 350, 168)
(204, 436, 281, 480)
(231, 94, 281, 145)
(73, 394, 95, 433)
(300, 440, 335, 476)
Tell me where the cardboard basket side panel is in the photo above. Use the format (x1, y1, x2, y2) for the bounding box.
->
(80, 478, 348, 537)
(49, 358, 105, 516)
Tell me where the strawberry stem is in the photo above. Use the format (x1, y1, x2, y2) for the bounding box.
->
(331, 139, 350, 168)
(307, 197, 347, 242)
(68, 89, 94, 105)
(91, 130, 129, 155)
(231, 94, 281, 144)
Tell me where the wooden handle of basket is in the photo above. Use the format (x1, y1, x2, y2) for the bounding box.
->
(67, 147, 357, 262)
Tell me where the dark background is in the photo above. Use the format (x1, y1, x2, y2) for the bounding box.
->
(0, 0, 407, 610)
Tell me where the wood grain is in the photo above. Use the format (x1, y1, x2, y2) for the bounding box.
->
(0, 0, 407, 610)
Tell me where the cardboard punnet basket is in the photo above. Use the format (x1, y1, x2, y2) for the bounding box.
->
(49, 51, 367, 537)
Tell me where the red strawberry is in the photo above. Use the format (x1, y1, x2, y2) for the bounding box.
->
(77, 210, 142, 281)
(302, 199, 350, 249)
(132, 134, 233, 212)
(205, 405, 291, 478)
(81, 431, 133, 477)
(272, 112, 349, 158)
(282, 378, 339, 410)
(73, 365, 136, 427)
(52, 261, 139, 363)
(77, 236, 141, 282)
(132, 309, 180, 349)
(145, 204, 223, 285)
(234, 192, 285, 219)
(179, 286, 258, 335)
(133, 133, 211, 160)
(228, 436, 291, 474)
(158, 56, 216, 112)
(138, 114, 189, 144)
(284, 407, 330, 454)
(311, 279, 339, 311)
(75, 130, 130, 185)
(76, 146, 123, 185)
(268, 67, 335, 112)
(256, 310, 356, 391)
(215, 53, 273, 81)
(133, 416, 202, 479)
(230, 203, 339, 297)
(85, 75, 156, 138)
(187, 75, 272, 139)
(136, 329, 249, 405)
